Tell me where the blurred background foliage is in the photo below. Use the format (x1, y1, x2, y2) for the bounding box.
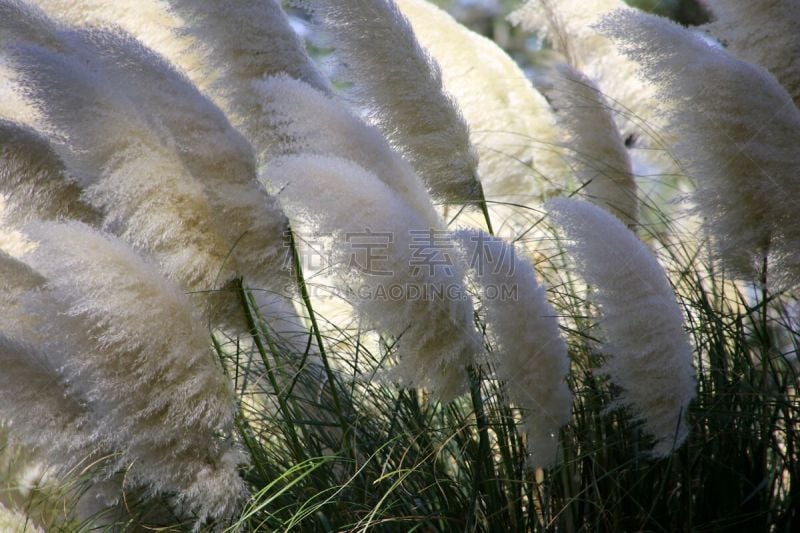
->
(431, 0, 709, 26)
(427, 0, 710, 70)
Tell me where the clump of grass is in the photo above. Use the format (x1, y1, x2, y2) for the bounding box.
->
(0, 1, 798, 531)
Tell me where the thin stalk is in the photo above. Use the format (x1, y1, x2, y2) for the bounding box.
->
(466, 365, 505, 529)
(475, 180, 494, 236)
(287, 226, 348, 429)
(237, 280, 306, 461)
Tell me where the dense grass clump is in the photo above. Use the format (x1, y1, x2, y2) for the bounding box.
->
(0, 0, 798, 531)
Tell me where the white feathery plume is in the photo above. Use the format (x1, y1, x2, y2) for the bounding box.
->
(255, 74, 439, 227)
(84, 142, 242, 293)
(4, 40, 239, 295)
(0, 251, 98, 479)
(0, 18, 147, 187)
(0, 119, 99, 224)
(3, 3, 326, 395)
(31, 0, 328, 147)
(266, 154, 482, 400)
(509, 0, 661, 146)
(26, 0, 200, 83)
(73, 26, 290, 289)
(542, 64, 638, 226)
(0, 334, 97, 480)
(295, 0, 482, 203)
(1, 4, 291, 300)
(0, 248, 43, 336)
(547, 198, 695, 456)
(703, 0, 800, 106)
(598, 9, 800, 286)
(72, 24, 325, 363)
(395, 0, 565, 200)
(20, 221, 246, 524)
(163, 0, 330, 156)
(455, 229, 571, 467)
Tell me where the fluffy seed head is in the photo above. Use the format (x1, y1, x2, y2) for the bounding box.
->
(266, 154, 482, 400)
(547, 198, 695, 456)
(456, 229, 571, 467)
(21, 221, 246, 523)
(296, 0, 482, 203)
(598, 9, 800, 285)
(542, 64, 638, 226)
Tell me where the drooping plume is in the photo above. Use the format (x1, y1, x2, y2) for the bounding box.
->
(395, 0, 565, 200)
(3, 0, 319, 400)
(74, 27, 290, 289)
(3, 39, 238, 293)
(542, 64, 638, 226)
(266, 154, 482, 400)
(0, 119, 98, 224)
(598, 9, 800, 286)
(547, 198, 695, 456)
(295, 0, 482, 203)
(510, 0, 661, 146)
(703, 0, 800, 106)
(0, 334, 96, 482)
(0, 4, 148, 186)
(455, 229, 571, 467)
(256, 74, 439, 227)
(164, 0, 330, 158)
(1, 3, 290, 299)
(20, 221, 246, 524)
(0, 251, 101, 516)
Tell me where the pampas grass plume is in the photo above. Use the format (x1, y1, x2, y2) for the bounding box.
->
(3, 38, 237, 291)
(547, 198, 695, 456)
(20, 221, 245, 523)
(2, 6, 291, 304)
(0, 334, 95, 480)
(266, 154, 481, 400)
(296, 0, 481, 203)
(598, 9, 800, 285)
(543, 64, 638, 226)
(456, 229, 571, 467)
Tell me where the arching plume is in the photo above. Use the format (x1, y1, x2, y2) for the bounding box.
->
(20, 221, 246, 524)
(542, 64, 638, 226)
(295, 0, 482, 204)
(599, 8, 800, 286)
(266, 154, 482, 400)
(547, 198, 695, 456)
(456, 229, 572, 467)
